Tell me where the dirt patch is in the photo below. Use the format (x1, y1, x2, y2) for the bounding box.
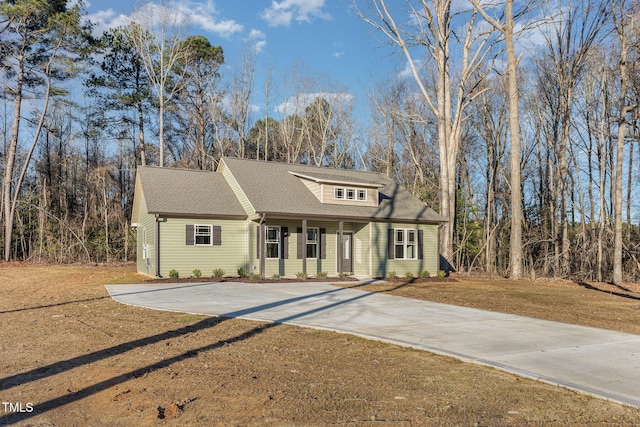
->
(2, 264, 640, 426)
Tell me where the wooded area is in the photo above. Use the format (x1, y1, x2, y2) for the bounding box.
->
(1, 0, 638, 283)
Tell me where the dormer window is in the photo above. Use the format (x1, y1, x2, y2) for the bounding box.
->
(346, 188, 355, 200)
(335, 186, 369, 202)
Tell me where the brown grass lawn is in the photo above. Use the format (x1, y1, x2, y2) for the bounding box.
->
(1, 264, 639, 426)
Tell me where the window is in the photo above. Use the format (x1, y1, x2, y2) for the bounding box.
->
(306, 228, 319, 258)
(265, 226, 280, 258)
(195, 225, 212, 246)
(346, 188, 355, 200)
(395, 229, 417, 259)
(335, 186, 368, 202)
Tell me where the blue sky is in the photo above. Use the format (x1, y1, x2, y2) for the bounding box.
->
(85, 0, 403, 122)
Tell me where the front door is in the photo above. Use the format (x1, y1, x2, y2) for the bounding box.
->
(339, 232, 353, 274)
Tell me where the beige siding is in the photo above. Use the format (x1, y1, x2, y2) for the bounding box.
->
(321, 184, 378, 207)
(159, 217, 247, 278)
(371, 222, 439, 277)
(220, 161, 255, 216)
(299, 179, 322, 201)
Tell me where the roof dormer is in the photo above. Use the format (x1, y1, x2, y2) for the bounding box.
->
(289, 170, 382, 207)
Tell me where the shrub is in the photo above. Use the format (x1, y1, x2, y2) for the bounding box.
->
(271, 274, 281, 280)
(249, 273, 262, 280)
(437, 269, 447, 278)
(420, 270, 431, 279)
(338, 272, 350, 278)
(316, 271, 328, 279)
(237, 267, 249, 277)
(295, 271, 308, 280)
(386, 270, 397, 279)
(405, 272, 414, 279)
(212, 268, 225, 278)
(169, 269, 179, 279)
(192, 268, 202, 278)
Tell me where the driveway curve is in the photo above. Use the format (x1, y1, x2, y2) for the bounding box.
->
(106, 281, 640, 409)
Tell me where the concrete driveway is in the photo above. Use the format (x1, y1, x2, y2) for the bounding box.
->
(105, 281, 640, 408)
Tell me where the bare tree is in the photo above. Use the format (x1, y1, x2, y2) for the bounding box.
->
(469, 0, 544, 280)
(127, 0, 190, 167)
(612, 1, 633, 285)
(356, 0, 498, 270)
(539, 1, 611, 276)
(229, 47, 256, 159)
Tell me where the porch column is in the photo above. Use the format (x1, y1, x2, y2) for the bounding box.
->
(259, 219, 266, 279)
(301, 219, 307, 275)
(337, 220, 343, 275)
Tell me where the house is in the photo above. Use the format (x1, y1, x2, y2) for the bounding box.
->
(131, 157, 446, 278)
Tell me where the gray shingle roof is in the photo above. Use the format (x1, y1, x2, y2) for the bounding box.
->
(222, 157, 445, 223)
(137, 166, 246, 218)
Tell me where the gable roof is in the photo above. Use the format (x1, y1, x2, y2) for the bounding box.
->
(135, 166, 246, 218)
(221, 157, 445, 224)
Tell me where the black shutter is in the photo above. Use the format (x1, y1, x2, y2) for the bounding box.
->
(320, 228, 326, 259)
(297, 227, 304, 259)
(388, 228, 395, 259)
(212, 226, 222, 246)
(282, 227, 289, 259)
(256, 226, 260, 258)
(418, 229, 424, 260)
(186, 224, 194, 246)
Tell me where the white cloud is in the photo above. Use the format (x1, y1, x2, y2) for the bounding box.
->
(398, 59, 424, 79)
(86, 8, 131, 36)
(246, 29, 268, 54)
(261, 0, 330, 27)
(275, 92, 354, 116)
(179, 1, 243, 38)
(87, 1, 243, 39)
(332, 42, 344, 58)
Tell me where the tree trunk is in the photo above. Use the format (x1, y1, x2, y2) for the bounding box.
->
(505, 0, 523, 280)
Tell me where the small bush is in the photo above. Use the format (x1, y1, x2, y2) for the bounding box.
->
(169, 269, 179, 279)
(386, 270, 397, 279)
(316, 271, 328, 279)
(249, 273, 262, 280)
(405, 271, 414, 279)
(192, 268, 202, 278)
(295, 271, 308, 280)
(237, 267, 249, 277)
(271, 274, 281, 280)
(338, 272, 350, 278)
(212, 268, 225, 278)
(437, 269, 447, 278)
(420, 270, 431, 278)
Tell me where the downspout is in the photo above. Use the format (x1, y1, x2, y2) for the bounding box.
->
(155, 214, 161, 277)
(259, 213, 266, 279)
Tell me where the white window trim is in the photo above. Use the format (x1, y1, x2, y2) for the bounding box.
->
(334, 186, 368, 202)
(195, 224, 213, 246)
(306, 227, 319, 259)
(394, 228, 418, 260)
(265, 226, 281, 259)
